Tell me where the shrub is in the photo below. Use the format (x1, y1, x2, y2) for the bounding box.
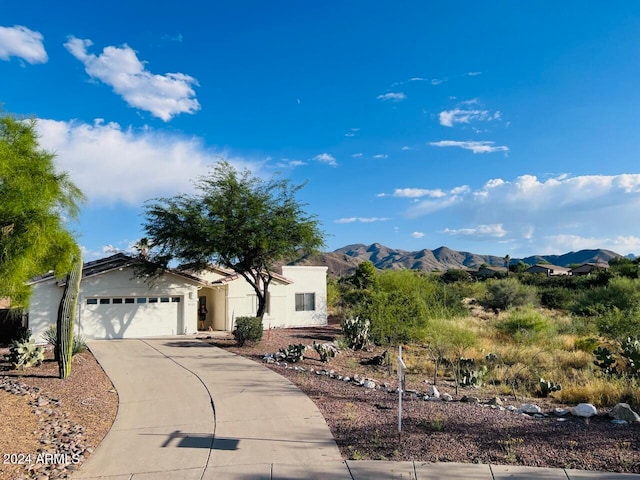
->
(341, 316, 371, 350)
(495, 308, 553, 343)
(572, 277, 640, 317)
(43, 324, 88, 357)
(540, 287, 574, 310)
(232, 316, 263, 346)
(596, 307, 640, 340)
(482, 278, 538, 311)
(4, 338, 45, 370)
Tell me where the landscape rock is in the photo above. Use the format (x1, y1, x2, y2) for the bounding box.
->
(426, 385, 440, 399)
(609, 403, 640, 423)
(486, 396, 502, 406)
(553, 407, 570, 417)
(571, 403, 597, 418)
(519, 403, 542, 414)
(363, 380, 376, 389)
(441, 393, 453, 402)
(461, 395, 479, 403)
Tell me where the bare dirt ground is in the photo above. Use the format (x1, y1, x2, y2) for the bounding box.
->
(0, 346, 117, 480)
(204, 322, 640, 474)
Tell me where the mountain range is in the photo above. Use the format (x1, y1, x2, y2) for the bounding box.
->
(292, 243, 622, 277)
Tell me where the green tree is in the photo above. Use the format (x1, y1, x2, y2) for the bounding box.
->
(0, 115, 84, 307)
(0, 115, 84, 379)
(351, 260, 377, 289)
(142, 161, 325, 319)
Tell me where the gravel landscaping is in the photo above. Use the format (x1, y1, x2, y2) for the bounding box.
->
(204, 323, 640, 474)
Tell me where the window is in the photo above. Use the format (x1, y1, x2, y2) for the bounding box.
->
(160, 297, 170, 303)
(171, 297, 180, 303)
(112, 298, 123, 304)
(125, 298, 135, 304)
(295, 293, 315, 311)
(99, 298, 110, 305)
(137, 298, 147, 304)
(149, 297, 158, 303)
(86, 298, 98, 305)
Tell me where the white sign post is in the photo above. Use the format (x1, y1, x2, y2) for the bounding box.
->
(397, 345, 406, 437)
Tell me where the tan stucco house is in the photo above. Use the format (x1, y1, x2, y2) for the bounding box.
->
(27, 254, 328, 342)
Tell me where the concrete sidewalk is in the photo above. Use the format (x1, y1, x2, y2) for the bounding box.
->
(75, 338, 640, 479)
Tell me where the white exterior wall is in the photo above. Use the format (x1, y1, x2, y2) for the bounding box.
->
(280, 266, 328, 328)
(28, 268, 200, 341)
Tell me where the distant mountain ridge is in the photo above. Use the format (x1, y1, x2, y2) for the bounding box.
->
(292, 243, 622, 276)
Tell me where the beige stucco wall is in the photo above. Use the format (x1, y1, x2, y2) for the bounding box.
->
(28, 267, 200, 341)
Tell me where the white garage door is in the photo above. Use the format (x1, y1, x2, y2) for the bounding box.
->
(79, 295, 182, 339)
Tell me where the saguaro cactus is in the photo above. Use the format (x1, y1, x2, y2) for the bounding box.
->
(57, 256, 83, 379)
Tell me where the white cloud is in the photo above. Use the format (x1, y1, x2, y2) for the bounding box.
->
(35, 118, 256, 205)
(439, 109, 501, 127)
(376, 92, 406, 102)
(64, 36, 200, 121)
(467, 71, 482, 76)
(334, 217, 390, 224)
(431, 78, 445, 85)
(409, 77, 426, 82)
(401, 146, 411, 151)
(392, 188, 446, 198)
(276, 159, 306, 168)
(404, 174, 640, 254)
(412, 232, 425, 238)
(429, 140, 509, 154)
(372, 154, 388, 159)
(352, 153, 363, 158)
(0, 25, 47, 64)
(442, 224, 508, 239)
(313, 153, 337, 166)
(539, 235, 640, 255)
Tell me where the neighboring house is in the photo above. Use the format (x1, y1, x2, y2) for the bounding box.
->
(570, 262, 610, 276)
(26, 254, 328, 342)
(525, 264, 571, 276)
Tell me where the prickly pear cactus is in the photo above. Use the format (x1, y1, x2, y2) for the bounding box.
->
(5, 338, 45, 370)
(538, 377, 562, 397)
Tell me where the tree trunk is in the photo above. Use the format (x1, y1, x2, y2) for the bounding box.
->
(57, 256, 82, 379)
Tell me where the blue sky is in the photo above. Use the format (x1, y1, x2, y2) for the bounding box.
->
(2, 1, 640, 260)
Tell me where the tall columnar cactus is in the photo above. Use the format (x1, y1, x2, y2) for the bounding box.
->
(57, 256, 83, 379)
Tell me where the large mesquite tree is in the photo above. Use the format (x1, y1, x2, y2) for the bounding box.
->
(142, 161, 324, 319)
(0, 114, 84, 378)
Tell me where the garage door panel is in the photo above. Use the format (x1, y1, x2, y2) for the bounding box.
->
(80, 297, 181, 339)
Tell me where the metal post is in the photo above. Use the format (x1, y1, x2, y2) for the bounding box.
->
(398, 345, 406, 438)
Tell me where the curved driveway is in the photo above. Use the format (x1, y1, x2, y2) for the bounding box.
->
(75, 338, 346, 479)
(74, 338, 640, 480)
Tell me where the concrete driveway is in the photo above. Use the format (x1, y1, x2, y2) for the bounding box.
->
(75, 338, 346, 479)
(74, 338, 640, 480)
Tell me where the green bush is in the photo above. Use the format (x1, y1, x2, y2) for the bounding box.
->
(540, 287, 574, 310)
(596, 308, 640, 340)
(351, 269, 466, 345)
(572, 277, 640, 317)
(233, 316, 263, 346)
(482, 278, 538, 311)
(43, 324, 88, 357)
(4, 338, 45, 370)
(495, 308, 553, 343)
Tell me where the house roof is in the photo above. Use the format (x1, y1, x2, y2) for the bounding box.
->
(28, 253, 208, 286)
(178, 262, 293, 285)
(526, 263, 571, 273)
